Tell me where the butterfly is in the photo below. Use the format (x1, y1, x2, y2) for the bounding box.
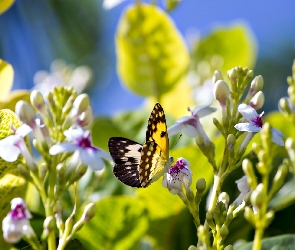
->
(108, 103, 170, 188)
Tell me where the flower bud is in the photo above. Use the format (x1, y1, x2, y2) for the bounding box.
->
(39, 163, 48, 180)
(271, 162, 289, 194)
(73, 93, 90, 116)
(30, 90, 46, 111)
(17, 164, 31, 181)
(188, 246, 198, 250)
(206, 212, 215, 229)
(286, 137, 295, 151)
(43, 216, 55, 234)
(15, 101, 36, 127)
(250, 91, 264, 110)
(242, 159, 257, 189)
(278, 97, 292, 114)
(265, 210, 275, 227)
(78, 106, 93, 127)
(212, 70, 223, 83)
(196, 178, 206, 194)
(251, 186, 263, 209)
(250, 75, 264, 93)
(214, 80, 230, 106)
(81, 203, 96, 222)
(224, 245, 234, 250)
(219, 192, 230, 208)
(244, 207, 255, 226)
(227, 134, 236, 150)
(220, 225, 229, 238)
(227, 68, 238, 83)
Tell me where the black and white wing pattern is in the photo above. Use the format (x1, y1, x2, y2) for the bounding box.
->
(108, 137, 143, 188)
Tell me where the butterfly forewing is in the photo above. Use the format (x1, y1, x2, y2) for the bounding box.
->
(108, 137, 143, 187)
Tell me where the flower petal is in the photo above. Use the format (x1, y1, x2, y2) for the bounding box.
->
(0, 145, 20, 162)
(182, 124, 198, 137)
(167, 123, 185, 136)
(49, 143, 78, 155)
(271, 128, 284, 146)
(238, 104, 259, 122)
(192, 103, 217, 118)
(16, 124, 32, 137)
(64, 127, 85, 141)
(96, 149, 113, 161)
(80, 149, 105, 170)
(234, 123, 261, 133)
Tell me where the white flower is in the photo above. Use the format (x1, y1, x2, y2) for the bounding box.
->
(168, 103, 216, 138)
(234, 104, 284, 146)
(2, 198, 32, 243)
(162, 158, 192, 195)
(0, 124, 33, 164)
(49, 127, 112, 171)
(233, 176, 251, 205)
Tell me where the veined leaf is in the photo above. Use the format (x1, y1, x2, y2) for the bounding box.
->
(116, 4, 189, 99)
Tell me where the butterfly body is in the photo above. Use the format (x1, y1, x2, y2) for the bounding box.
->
(108, 103, 170, 188)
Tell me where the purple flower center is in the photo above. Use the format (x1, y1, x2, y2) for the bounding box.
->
(169, 159, 188, 174)
(251, 115, 263, 128)
(76, 131, 96, 150)
(10, 204, 27, 220)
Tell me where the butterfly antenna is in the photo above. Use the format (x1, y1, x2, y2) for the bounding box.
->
(169, 134, 182, 165)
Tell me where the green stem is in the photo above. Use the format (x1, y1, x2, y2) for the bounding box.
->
(208, 175, 224, 212)
(253, 228, 263, 250)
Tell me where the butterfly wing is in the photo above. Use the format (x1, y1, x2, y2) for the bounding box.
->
(138, 103, 170, 187)
(108, 137, 143, 188)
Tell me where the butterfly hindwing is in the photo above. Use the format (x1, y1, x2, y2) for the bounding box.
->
(108, 137, 142, 187)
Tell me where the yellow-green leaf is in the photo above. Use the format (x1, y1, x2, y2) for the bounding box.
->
(192, 24, 256, 76)
(116, 4, 189, 99)
(0, 59, 13, 100)
(0, 0, 14, 14)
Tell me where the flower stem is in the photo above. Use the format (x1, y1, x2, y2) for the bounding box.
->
(253, 228, 263, 250)
(208, 175, 224, 212)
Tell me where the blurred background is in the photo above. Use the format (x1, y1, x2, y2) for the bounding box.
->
(0, 0, 295, 116)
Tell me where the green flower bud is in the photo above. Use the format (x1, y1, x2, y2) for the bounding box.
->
(30, 90, 46, 111)
(271, 162, 289, 194)
(188, 245, 198, 250)
(196, 178, 206, 194)
(227, 68, 238, 83)
(244, 207, 255, 226)
(288, 86, 295, 98)
(213, 70, 223, 83)
(39, 163, 48, 180)
(206, 212, 215, 229)
(42, 216, 55, 239)
(242, 159, 257, 189)
(81, 203, 96, 222)
(214, 80, 230, 106)
(250, 91, 264, 110)
(220, 225, 229, 238)
(250, 75, 264, 93)
(265, 210, 275, 227)
(73, 93, 90, 115)
(17, 164, 31, 181)
(46, 92, 54, 106)
(251, 185, 264, 208)
(224, 245, 234, 250)
(227, 134, 236, 150)
(279, 98, 292, 114)
(15, 101, 36, 126)
(226, 213, 233, 225)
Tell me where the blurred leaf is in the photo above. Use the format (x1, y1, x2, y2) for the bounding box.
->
(0, 0, 14, 14)
(192, 24, 256, 76)
(116, 4, 189, 99)
(76, 196, 148, 250)
(0, 59, 13, 99)
(269, 179, 295, 211)
(0, 90, 30, 111)
(64, 239, 87, 250)
(235, 234, 295, 250)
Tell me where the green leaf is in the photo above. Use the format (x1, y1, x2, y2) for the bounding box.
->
(76, 196, 148, 250)
(0, 59, 13, 99)
(0, 90, 31, 111)
(269, 179, 295, 211)
(192, 24, 256, 76)
(0, 0, 14, 14)
(116, 4, 189, 98)
(235, 234, 295, 250)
